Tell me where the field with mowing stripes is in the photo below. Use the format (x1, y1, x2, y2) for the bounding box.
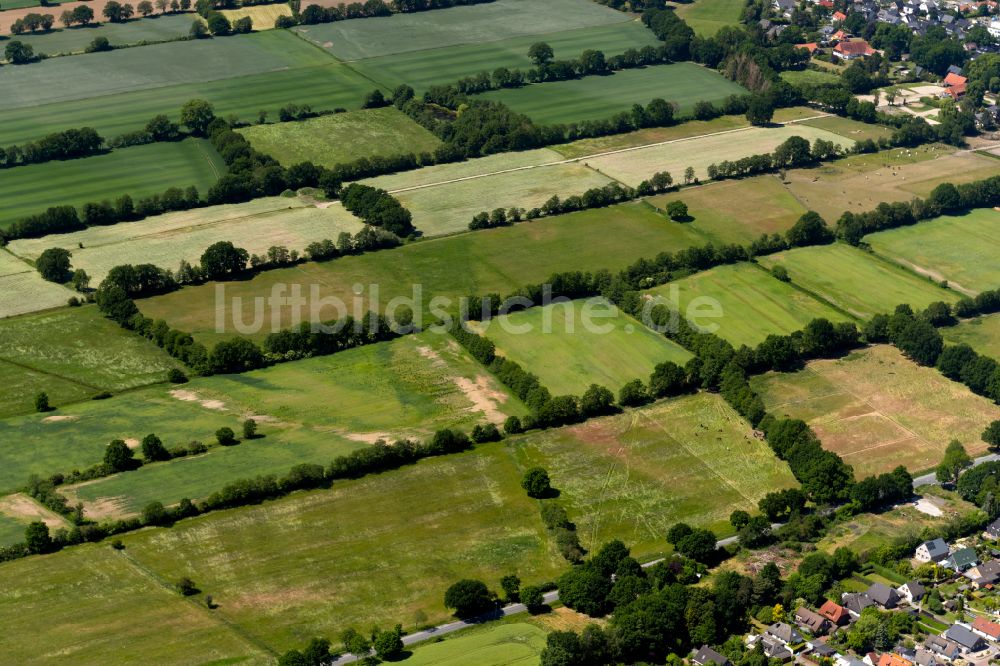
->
(674, 0, 745, 35)
(944, 314, 1000, 359)
(469, 298, 692, 395)
(477, 63, 747, 125)
(866, 209, 1000, 295)
(757, 244, 959, 319)
(753, 345, 1000, 474)
(0, 139, 225, 232)
(644, 263, 852, 347)
(511, 393, 798, 554)
(405, 623, 548, 665)
(13, 13, 194, 56)
(139, 201, 708, 344)
(9, 196, 364, 285)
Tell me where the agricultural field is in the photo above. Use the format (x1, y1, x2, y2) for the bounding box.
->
(943, 314, 1000, 359)
(797, 114, 894, 142)
(584, 123, 853, 186)
(469, 298, 692, 396)
(649, 175, 807, 245)
(510, 393, 799, 555)
(751, 345, 1000, 475)
(756, 244, 959, 319)
(219, 2, 291, 27)
(0, 544, 270, 665)
(116, 444, 565, 651)
(0, 249, 76, 319)
(291, 0, 631, 61)
(644, 263, 852, 347)
(12, 13, 194, 56)
(866, 208, 1000, 295)
(139, 200, 708, 345)
(673, 0, 745, 35)
(404, 623, 549, 665)
(239, 107, 442, 169)
(362, 147, 562, 191)
(0, 494, 70, 548)
(8, 196, 364, 284)
(476, 63, 748, 125)
(0, 138, 225, 232)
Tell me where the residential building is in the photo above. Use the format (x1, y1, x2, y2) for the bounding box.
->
(866, 583, 900, 609)
(968, 559, 1000, 588)
(916, 539, 950, 563)
(693, 645, 732, 666)
(820, 599, 850, 626)
(986, 517, 1000, 539)
(843, 592, 876, 617)
(971, 616, 1000, 642)
(913, 648, 947, 666)
(878, 654, 913, 666)
(924, 635, 963, 661)
(766, 622, 804, 645)
(898, 581, 926, 604)
(943, 547, 978, 572)
(795, 607, 831, 635)
(943, 624, 987, 653)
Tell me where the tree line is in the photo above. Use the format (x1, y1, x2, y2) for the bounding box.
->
(0, 127, 104, 167)
(275, 0, 494, 28)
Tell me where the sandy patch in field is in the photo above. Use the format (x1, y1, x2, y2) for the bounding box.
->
(169, 389, 226, 411)
(170, 389, 199, 401)
(344, 432, 395, 444)
(0, 493, 70, 530)
(78, 496, 132, 520)
(915, 497, 944, 517)
(454, 375, 507, 423)
(42, 414, 78, 423)
(123, 438, 140, 449)
(201, 399, 226, 410)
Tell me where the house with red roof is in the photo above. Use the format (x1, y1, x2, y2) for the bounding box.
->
(972, 615, 1000, 641)
(833, 10, 848, 21)
(796, 42, 819, 54)
(833, 39, 876, 60)
(943, 72, 968, 100)
(819, 599, 849, 626)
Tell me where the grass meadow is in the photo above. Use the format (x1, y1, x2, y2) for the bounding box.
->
(674, 0, 746, 35)
(644, 263, 852, 347)
(752, 345, 1000, 475)
(139, 201, 708, 344)
(219, 2, 292, 27)
(943, 314, 1000, 359)
(756, 244, 959, 319)
(510, 393, 798, 555)
(13, 13, 194, 56)
(361, 148, 562, 190)
(866, 208, 1000, 295)
(239, 107, 442, 168)
(0, 138, 225, 231)
(405, 623, 548, 665)
(0, 249, 75, 319)
(469, 298, 692, 395)
(798, 114, 894, 142)
(0, 493, 71, 547)
(8, 196, 364, 284)
(780, 68, 842, 87)
(477, 63, 747, 125)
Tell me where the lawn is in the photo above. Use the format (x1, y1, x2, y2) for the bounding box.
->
(0, 138, 225, 231)
(467, 298, 692, 396)
(674, 0, 745, 35)
(644, 263, 852, 347)
(780, 68, 841, 86)
(0, 305, 182, 416)
(509, 393, 799, 556)
(139, 200, 708, 344)
(117, 444, 565, 651)
(239, 107, 442, 168)
(866, 208, 1000, 295)
(404, 623, 548, 666)
(348, 21, 661, 91)
(0, 249, 75, 319)
(756, 244, 959, 320)
(291, 0, 630, 61)
(751, 345, 1000, 475)
(585, 123, 853, 186)
(649, 175, 808, 245)
(0, 545, 270, 665)
(943, 314, 1000, 359)
(8, 196, 364, 284)
(477, 63, 748, 125)
(13, 13, 193, 56)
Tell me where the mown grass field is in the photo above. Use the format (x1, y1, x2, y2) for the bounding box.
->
(866, 208, 1000, 295)
(348, 21, 661, 91)
(674, 0, 745, 35)
(752, 345, 1000, 475)
(0, 544, 270, 665)
(405, 623, 548, 666)
(585, 123, 853, 186)
(0, 138, 225, 231)
(0, 493, 71, 547)
(0, 305, 181, 416)
(644, 263, 852, 347)
(0, 514, 27, 548)
(756, 244, 959, 319)
(219, 2, 291, 27)
(511, 393, 798, 555)
(362, 147, 561, 190)
(780, 68, 842, 87)
(469, 298, 692, 396)
(943, 314, 1000, 359)
(0, 250, 75, 319)
(477, 63, 747, 125)
(140, 201, 708, 344)
(798, 115, 894, 142)
(239, 107, 442, 168)
(9, 196, 364, 284)
(117, 444, 565, 651)
(13, 13, 194, 56)
(291, 0, 630, 61)
(649, 175, 807, 245)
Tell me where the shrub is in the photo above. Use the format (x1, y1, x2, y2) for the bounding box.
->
(216, 427, 237, 446)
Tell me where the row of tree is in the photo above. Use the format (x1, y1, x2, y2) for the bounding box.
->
(277, 0, 493, 28)
(0, 127, 104, 167)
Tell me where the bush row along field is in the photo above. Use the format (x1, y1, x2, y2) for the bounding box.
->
(11, 13, 195, 57)
(468, 298, 693, 395)
(0, 250, 76, 319)
(673, 0, 746, 36)
(0, 138, 225, 232)
(644, 263, 852, 348)
(238, 107, 443, 169)
(752, 345, 1000, 475)
(291, 0, 632, 61)
(8, 196, 365, 284)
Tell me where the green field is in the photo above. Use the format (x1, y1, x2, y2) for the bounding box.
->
(13, 13, 194, 56)
(0, 305, 181, 417)
(752, 345, 1000, 475)
(511, 393, 798, 555)
(645, 263, 852, 347)
(469, 298, 692, 396)
(0, 493, 71, 547)
(943, 314, 1000, 359)
(0, 138, 224, 231)
(349, 21, 661, 92)
(798, 114, 894, 142)
(0, 249, 75, 319)
(0, 514, 27, 548)
(239, 107, 442, 169)
(756, 244, 959, 319)
(477, 63, 747, 125)
(405, 623, 548, 666)
(291, 0, 629, 61)
(650, 175, 807, 245)
(866, 209, 1000, 295)
(780, 69, 842, 87)
(674, 0, 745, 35)
(139, 201, 709, 344)
(0, 545, 270, 665)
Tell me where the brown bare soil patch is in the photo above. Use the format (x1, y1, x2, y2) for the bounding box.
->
(0, 493, 70, 530)
(453, 375, 506, 423)
(76, 495, 132, 521)
(123, 437, 140, 449)
(42, 414, 78, 423)
(0, 0, 121, 34)
(344, 431, 395, 444)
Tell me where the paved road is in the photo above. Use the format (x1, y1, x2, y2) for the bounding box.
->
(913, 453, 1000, 487)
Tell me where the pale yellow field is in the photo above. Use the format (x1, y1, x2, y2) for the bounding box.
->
(0, 250, 76, 319)
(219, 3, 293, 29)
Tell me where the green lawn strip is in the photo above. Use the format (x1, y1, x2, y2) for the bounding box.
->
(403, 622, 548, 665)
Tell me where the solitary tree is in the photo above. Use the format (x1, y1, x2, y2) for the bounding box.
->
(36, 248, 72, 283)
(216, 427, 237, 446)
(937, 440, 973, 484)
(500, 574, 521, 603)
(372, 625, 404, 660)
(527, 42, 554, 67)
(444, 579, 494, 618)
(746, 96, 774, 126)
(34, 391, 50, 413)
(984, 420, 1000, 451)
(665, 201, 689, 221)
(521, 467, 552, 498)
(141, 433, 170, 462)
(104, 439, 135, 472)
(242, 419, 257, 440)
(179, 98, 215, 135)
